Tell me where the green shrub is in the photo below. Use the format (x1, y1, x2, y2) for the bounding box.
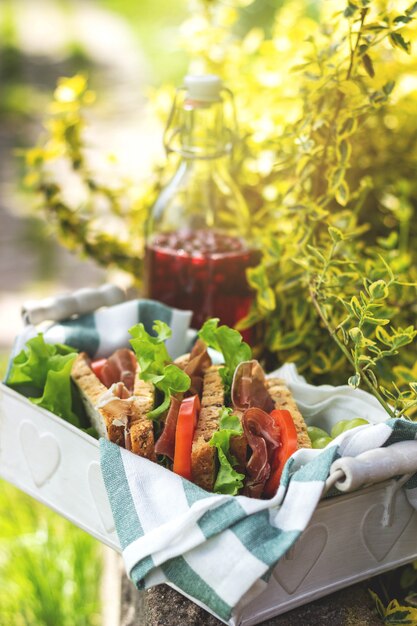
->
(24, 0, 417, 417)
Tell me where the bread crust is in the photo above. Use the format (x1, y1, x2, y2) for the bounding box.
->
(265, 377, 311, 449)
(129, 371, 156, 460)
(191, 365, 224, 491)
(71, 352, 126, 445)
(173, 353, 190, 369)
(71, 352, 107, 406)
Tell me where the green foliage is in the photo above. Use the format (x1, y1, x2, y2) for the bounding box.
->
(209, 407, 245, 495)
(100, 0, 188, 82)
(0, 480, 102, 626)
(24, 75, 159, 279)
(307, 242, 417, 416)
(369, 560, 417, 623)
(198, 318, 252, 394)
(129, 321, 191, 419)
(0, 0, 22, 82)
(7, 334, 75, 389)
(6, 335, 81, 425)
(25, 0, 417, 417)
(369, 590, 417, 625)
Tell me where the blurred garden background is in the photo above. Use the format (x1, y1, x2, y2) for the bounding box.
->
(2, 0, 417, 624)
(0, 0, 190, 355)
(0, 1, 188, 623)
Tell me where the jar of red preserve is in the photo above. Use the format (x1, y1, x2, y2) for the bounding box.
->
(145, 75, 259, 335)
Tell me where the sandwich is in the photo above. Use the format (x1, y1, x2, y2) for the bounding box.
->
(71, 348, 156, 458)
(71, 318, 311, 499)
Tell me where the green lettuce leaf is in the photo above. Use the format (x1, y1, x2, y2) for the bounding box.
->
(31, 353, 79, 425)
(210, 407, 245, 496)
(7, 334, 80, 425)
(129, 321, 191, 420)
(198, 318, 252, 394)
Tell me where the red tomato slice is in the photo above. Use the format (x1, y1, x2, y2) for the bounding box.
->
(173, 395, 200, 480)
(91, 358, 108, 386)
(263, 409, 298, 498)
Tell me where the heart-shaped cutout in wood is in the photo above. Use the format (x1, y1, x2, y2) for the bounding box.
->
(361, 493, 414, 562)
(88, 461, 116, 534)
(273, 524, 328, 595)
(19, 421, 61, 488)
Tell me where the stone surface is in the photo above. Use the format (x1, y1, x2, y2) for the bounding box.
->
(141, 581, 381, 626)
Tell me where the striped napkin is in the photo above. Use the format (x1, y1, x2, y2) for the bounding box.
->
(9, 299, 193, 363)
(100, 365, 417, 625)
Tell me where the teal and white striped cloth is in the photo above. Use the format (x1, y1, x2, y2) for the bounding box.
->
(10, 299, 193, 363)
(99, 365, 417, 625)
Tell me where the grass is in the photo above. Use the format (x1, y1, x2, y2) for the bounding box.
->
(0, 356, 103, 626)
(0, 354, 9, 380)
(0, 481, 102, 626)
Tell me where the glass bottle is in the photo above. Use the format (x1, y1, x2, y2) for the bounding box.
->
(144, 75, 259, 332)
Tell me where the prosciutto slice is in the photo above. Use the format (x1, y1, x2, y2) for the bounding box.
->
(242, 407, 281, 498)
(183, 339, 212, 396)
(99, 349, 137, 393)
(154, 396, 181, 460)
(231, 360, 275, 413)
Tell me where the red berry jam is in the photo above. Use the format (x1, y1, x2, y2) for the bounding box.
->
(145, 230, 260, 334)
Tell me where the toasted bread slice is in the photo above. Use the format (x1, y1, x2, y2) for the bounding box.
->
(174, 353, 190, 369)
(266, 378, 311, 449)
(71, 352, 126, 446)
(129, 372, 156, 460)
(191, 365, 224, 491)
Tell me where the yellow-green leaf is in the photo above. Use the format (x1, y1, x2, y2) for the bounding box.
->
(338, 116, 358, 137)
(350, 296, 362, 319)
(349, 326, 363, 344)
(292, 298, 308, 328)
(311, 351, 332, 374)
(247, 265, 276, 312)
(363, 316, 390, 326)
(328, 226, 344, 243)
(335, 180, 349, 206)
(369, 280, 389, 300)
(389, 32, 411, 54)
(272, 331, 303, 350)
(337, 139, 351, 164)
(330, 166, 345, 190)
(348, 373, 361, 388)
(375, 325, 393, 346)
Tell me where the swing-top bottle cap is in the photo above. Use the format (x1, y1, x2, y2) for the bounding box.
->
(184, 75, 223, 102)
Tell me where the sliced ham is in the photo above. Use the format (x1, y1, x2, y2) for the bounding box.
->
(242, 407, 281, 498)
(154, 396, 181, 460)
(99, 349, 137, 392)
(231, 360, 275, 413)
(183, 339, 212, 396)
